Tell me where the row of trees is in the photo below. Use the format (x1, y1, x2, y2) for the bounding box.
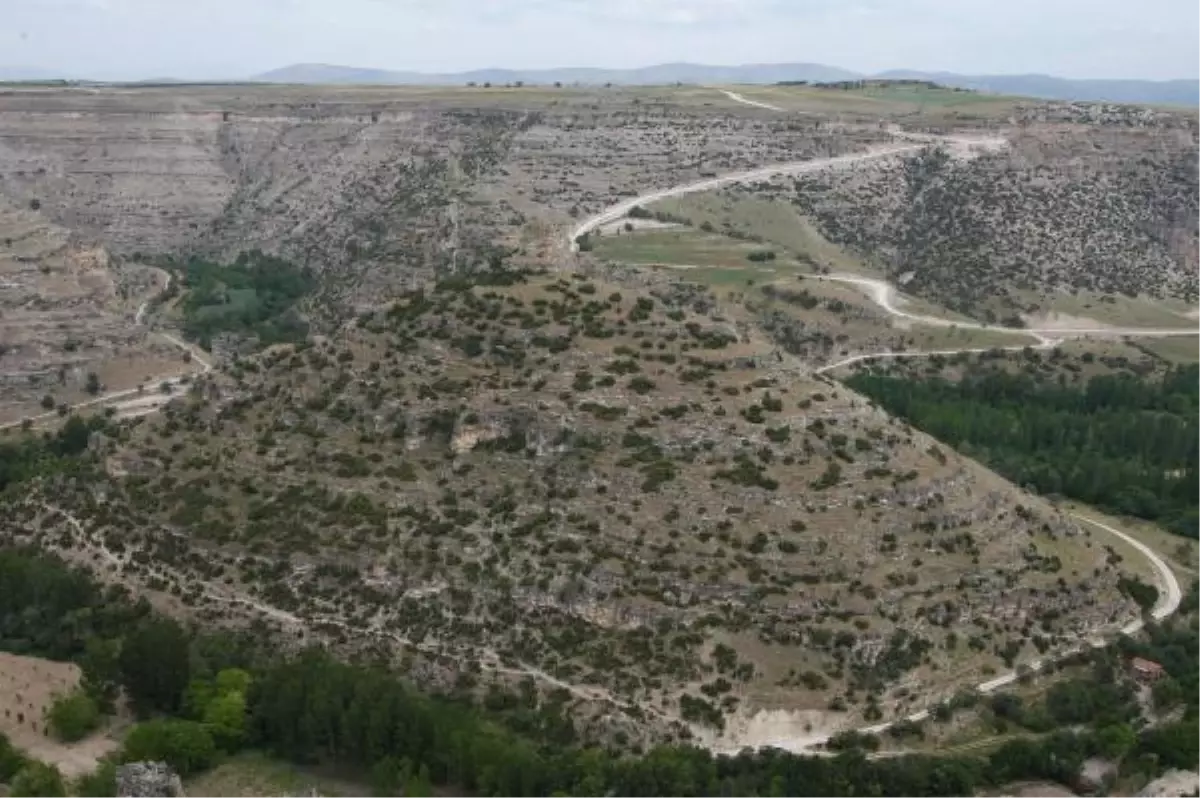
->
(848, 365, 1199, 537)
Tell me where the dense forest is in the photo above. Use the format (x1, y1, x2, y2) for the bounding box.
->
(847, 365, 1199, 538)
(177, 250, 315, 350)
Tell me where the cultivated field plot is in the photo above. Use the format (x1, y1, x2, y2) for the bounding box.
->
(0, 652, 120, 778)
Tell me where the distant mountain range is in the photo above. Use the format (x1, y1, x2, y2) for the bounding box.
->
(250, 62, 864, 88)
(250, 62, 1199, 106)
(4, 61, 1196, 106)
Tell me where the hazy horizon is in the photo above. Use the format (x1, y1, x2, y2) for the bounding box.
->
(4, 0, 1198, 83)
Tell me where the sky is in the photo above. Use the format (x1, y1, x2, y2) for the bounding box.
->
(3, 0, 1198, 82)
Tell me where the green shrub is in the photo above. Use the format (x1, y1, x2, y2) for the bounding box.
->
(10, 762, 66, 797)
(121, 719, 217, 776)
(46, 691, 101, 743)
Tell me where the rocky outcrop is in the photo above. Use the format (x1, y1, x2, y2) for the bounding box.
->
(115, 761, 184, 797)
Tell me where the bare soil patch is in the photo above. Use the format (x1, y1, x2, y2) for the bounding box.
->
(0, 651, 120, 778)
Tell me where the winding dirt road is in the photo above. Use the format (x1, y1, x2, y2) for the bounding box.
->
(816, 273, 1196, 344)
(569, 142, 934, 251)
(4, 120, 1191, 754)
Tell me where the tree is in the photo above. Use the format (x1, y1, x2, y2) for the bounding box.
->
(85, 372, 101, 395)
(203, 689, 248, 751)
(46, 691, 101, 742)
(55, 415, 91, 456)
(10, 761, 66, 797)
(404, 763, 432, 797)
(371, 755, 413, 797)
(1095, 723, 1137, 760)
(1151, 676, 1184, 711)
(121, 719, 216, 776)
(118, 618, 191, 716)
(80, 638, 122, 713)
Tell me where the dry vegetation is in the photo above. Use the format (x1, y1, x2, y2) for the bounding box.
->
(0, 84, 890, 313)
(3, 270, 1146, 746)
(0, 196, 191, 423)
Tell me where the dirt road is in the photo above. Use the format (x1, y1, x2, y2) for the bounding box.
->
(815, 273, 1197, 346)
(569, 142, 935, 250)
(718, 88, 785, 112)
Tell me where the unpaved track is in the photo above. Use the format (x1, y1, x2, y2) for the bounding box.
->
(1, 271, 210, 430)
(5, 124, 1190, 752)
(569, 142, 934, 250)
(718, 88, 785, 112)
(815, 273, 1197, 347)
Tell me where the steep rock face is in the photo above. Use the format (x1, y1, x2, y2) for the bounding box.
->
(0, 90, 533, 304)
(0, 104, 234, 255)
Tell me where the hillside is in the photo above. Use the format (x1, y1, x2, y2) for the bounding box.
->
(0, 195, 195, 424)
(778, 121, 1198, 322)
(3, 268, 1149, 748)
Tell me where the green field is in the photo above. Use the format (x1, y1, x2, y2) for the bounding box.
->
(650, 193, 877, 276)
(592, 227, 799, 269)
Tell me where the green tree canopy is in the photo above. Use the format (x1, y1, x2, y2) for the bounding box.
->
(46, 691, 100, 743)
(121, 719, 216, 776)
(118, 618, 191, 716)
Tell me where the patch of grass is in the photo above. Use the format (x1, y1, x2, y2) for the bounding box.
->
(719, 84, 1022, 119)
(1012, 289, 1198, 329)
(652, 193, 876, 276)
(1130, 336, 1200, 364)
(592, 228, 793, 269)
